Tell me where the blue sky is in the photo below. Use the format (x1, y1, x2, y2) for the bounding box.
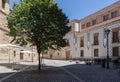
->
(10, 0, 119, 20)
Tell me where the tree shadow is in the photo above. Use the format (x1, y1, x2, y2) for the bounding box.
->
(0, 62, 120, 82)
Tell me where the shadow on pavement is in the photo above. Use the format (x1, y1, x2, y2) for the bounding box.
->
(61, 63, 120, 82)
(1, 65, 80, 82)
(0, 62, 120, 82)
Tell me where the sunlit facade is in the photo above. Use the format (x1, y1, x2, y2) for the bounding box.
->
(65, 1, 120, 60)
(0, 0, 38, 62)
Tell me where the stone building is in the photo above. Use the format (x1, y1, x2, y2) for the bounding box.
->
(0, 0, 9, 44)
(0, 0, 10, 61)
(65, 1, 120, 60)
(0, 0, 38, 62)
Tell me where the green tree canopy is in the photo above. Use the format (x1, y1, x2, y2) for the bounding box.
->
(7, 0, 70, 70)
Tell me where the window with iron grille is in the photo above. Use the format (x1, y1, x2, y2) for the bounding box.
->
(103, 15, 109, 21)
(86, 22, 90, 27)
(82, 24, 85, 29)
(94, 33, 99, 45)
(80, 50, 84, 57)
(112, 28, 119, 43)
(111, 11, 118, 18)
(92, 20, 96, 25)
(113, 47, 119, 57)
(94, 49, 99, 57)
(80, 37, 84, 47)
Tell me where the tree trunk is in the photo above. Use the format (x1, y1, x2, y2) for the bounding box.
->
(37, 45, 42, 70)
(37, 48, 41, 70)
(38, 52, 41, 70)
(41, 52, 43, 69)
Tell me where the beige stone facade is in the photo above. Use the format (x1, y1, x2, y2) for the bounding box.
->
(0, 0, 9, 44)
(0, 0, 10, 61)
(80, 1, 120, 30)
(0, 0, 38, 62)
(45, 49, 63, 59)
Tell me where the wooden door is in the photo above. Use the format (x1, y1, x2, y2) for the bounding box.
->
(66, 50, 70, 60)
(20, 53, 23, 60)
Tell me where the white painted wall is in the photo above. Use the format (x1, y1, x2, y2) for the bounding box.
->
(66, 21, 120, 59)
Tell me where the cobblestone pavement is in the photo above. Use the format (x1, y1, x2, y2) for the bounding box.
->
(2, 66, 79, 82)
(0, 73, 12, 80)
(0, 59, 120, 82)
(43, 59, 120, 82)
(62, 63, 120, 82)
(0, 65, 16, 80)
(0, 62, 31, 81)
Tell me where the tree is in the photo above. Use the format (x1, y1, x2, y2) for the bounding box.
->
(7, 0, 70, 70)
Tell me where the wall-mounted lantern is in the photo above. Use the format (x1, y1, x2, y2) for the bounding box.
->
(87, 33, 90, 49)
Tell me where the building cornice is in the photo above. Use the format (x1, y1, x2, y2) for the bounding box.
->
(67, 19, 80, 26)
(78, 16, 120, 34)
(80, 1, 120, 21)
(68, 16, 120, 35)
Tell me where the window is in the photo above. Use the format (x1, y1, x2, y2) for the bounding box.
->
(82, 24, 85, 29)
(86, 22, 90, 27)
(80, 37, 84, 47)
(92, 20, 96, 25)
(103, 15, 109, 21)
(94, 49, 99, 57)
(111, 11, 118, 18)
(113, 47, 119, 57)
(2, 0, 5, 9)
(14, 51, 16, 57)
(112, 28, 119, 43)
(80, 50, 84, 57)
(94, 33, 99, 45)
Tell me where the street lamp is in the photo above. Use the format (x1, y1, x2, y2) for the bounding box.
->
(103, 38, 107, 48)
(87, 41, 90, 49)
(105, 29, 111, 69)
